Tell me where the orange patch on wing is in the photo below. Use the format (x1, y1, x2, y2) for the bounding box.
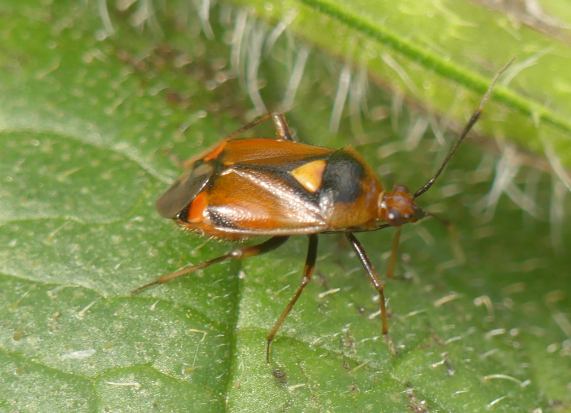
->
(290, 160, 327, 193)
(203, 141, 227, 161)
(188, 192, 208, 222)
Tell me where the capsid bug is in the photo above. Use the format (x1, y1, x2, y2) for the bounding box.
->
(135, 63, 510, 361)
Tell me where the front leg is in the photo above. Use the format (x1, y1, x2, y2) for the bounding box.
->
(345, 232, 395, 354)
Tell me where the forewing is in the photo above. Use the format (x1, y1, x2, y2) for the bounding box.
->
(221, 138, 332, 166)
(206, 166, 327, 235)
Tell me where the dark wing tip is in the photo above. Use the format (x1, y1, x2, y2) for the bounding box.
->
(155, 163, 215, 219)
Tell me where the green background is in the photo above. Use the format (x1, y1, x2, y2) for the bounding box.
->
(0, 1, 570, 412)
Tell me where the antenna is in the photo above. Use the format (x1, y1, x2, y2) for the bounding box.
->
(413, 60, 513, 199)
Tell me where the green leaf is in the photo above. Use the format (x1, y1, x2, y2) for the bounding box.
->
(1, 1, 570, 412)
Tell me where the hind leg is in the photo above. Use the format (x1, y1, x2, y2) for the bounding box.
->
(132, 236, 289, 294)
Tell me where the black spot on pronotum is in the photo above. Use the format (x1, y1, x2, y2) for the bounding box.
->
(320, 149, 365, 203)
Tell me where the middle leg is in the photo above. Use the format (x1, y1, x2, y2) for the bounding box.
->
(386, 227, 402, 279)
(345, 232, 395, 353)
(266, 234, 318, 362)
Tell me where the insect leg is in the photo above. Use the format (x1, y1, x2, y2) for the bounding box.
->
(271, 113, 295, 141)
(424, 211, 465, 263)
(222, 112, 295, 141)
(266, 234, 318, 362)
(132, 236, 289, 294)
(223, 113, 273, 140)
(345, 232, 392, 346)
(386, 227, 402, 279)
(181, 112, 297, 168)
(179, 113, 293, 170)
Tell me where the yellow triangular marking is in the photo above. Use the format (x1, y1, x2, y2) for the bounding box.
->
(290, 160, 327, 193)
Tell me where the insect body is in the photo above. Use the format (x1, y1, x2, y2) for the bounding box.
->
(136, 66, 508, 361)
(158, 137, 418, 238)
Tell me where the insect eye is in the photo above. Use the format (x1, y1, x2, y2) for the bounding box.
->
(387, 210, 402, 225)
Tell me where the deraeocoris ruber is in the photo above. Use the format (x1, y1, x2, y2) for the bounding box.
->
(135, 63, 510, 361)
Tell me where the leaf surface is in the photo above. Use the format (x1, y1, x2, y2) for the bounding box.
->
(0, 1, 570, 412)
